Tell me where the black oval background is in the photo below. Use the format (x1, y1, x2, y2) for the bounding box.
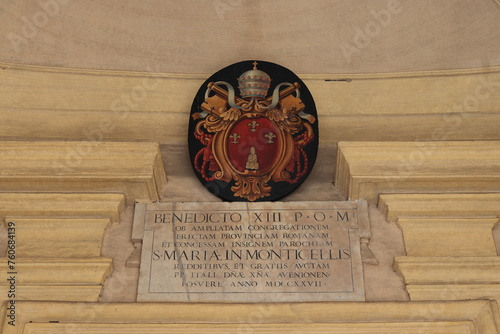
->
(188, 60, 319, 202)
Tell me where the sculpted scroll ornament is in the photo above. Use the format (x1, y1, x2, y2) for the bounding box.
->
(190, 61, 318, 202)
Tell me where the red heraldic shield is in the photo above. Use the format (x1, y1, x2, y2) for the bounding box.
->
(227, 117, 279, 173)
(188, 60, 319, 202)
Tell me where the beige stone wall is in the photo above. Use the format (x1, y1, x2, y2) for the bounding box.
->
(0, 0, 499, 74)
(1, 1, 500, 332)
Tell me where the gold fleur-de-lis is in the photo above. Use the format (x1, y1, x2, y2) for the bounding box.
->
(265, 132, 276, 144)
(229, 133, 241, 144)
(248, 120, 260, 132)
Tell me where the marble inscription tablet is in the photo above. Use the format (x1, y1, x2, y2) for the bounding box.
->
(133, 201, 366, 302)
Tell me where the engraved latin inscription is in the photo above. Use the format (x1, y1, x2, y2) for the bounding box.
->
(136, 202, 365, 302)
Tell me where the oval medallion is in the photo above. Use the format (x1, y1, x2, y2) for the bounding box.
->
(188, 60, 319, 202)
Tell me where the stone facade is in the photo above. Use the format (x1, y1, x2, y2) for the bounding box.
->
(0, 1, 500, 332)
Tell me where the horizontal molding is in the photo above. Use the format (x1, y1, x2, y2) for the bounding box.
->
(20, 322, 476, 334)
(2, 110, 499, 143)
(335, 141, 500, 203)
(407, 284, 500, 302)
(4, 218, 110, 258)
(2, 61, 500, 80)
(378, 193, 500, 223)
(0, 285, 103, 303)
(397, 218, 498, 257)
(0, 258, 112, 284)
(2, 71, 498, 116)
(1, 63, 500, 143)
(395, 257, 500, 284)
(2, 300, 498, 334)
(0, 141, 167, 202)
(0, 193, 125, 223)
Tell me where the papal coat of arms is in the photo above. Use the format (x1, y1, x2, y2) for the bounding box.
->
(188, 61, 318, 202)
